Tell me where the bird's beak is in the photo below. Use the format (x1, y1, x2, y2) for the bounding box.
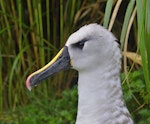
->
(26, 46, 71, 91)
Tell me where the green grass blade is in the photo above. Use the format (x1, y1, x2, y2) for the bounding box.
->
(0, 0, 12, 38)
(120, 0, 135, 50)
(103, 0, 113, 28)
(38, 1, 45, 66)
(145, 0, 150, 72)
(70, 0, 76, 26)
(8, 46, 29, 108)
(60, 0, 64, 46)
(46, 0, 51, 59)
(46, 0, 50, 42)
(0, 45, 2, 112)
(136, 0, 150, 101)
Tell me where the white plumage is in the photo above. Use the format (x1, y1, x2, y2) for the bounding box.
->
(66, 24, 134, 124)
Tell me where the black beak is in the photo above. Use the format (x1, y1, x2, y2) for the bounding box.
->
(26, 46, 71, 91)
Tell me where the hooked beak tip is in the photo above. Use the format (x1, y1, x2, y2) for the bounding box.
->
(26, 75, 32, 91)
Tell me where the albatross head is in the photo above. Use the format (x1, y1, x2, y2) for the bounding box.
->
(65, 24, 121, 72)
(26, 23, 133, 124)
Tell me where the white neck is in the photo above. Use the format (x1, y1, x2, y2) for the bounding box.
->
(75, 65, 133, 124)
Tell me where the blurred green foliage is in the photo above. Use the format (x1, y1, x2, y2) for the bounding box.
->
(0, 86, 78, 124)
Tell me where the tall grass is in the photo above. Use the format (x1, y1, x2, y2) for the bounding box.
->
(0, 0, 150, 123)
(136, 0, 150, 101)
(0, 0, 81, 110)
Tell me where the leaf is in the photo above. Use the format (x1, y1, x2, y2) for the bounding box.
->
(122, 51, 142, 65)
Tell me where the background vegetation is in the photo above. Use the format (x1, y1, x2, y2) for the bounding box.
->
(0, 0, 150, 123)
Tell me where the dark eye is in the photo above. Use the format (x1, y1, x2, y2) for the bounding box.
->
(73, 39, 87, 49)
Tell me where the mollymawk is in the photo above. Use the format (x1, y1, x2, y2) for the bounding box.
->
(26, 23, 134, 124)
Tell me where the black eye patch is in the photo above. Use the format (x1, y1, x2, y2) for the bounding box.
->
(72, 39, 88, 49)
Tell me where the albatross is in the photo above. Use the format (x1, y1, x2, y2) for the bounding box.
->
(26, 23, 134, 124)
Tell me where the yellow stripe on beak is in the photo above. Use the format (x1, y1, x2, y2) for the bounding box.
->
(26, 46, 70, 91)
(29, 48, 64, 78)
